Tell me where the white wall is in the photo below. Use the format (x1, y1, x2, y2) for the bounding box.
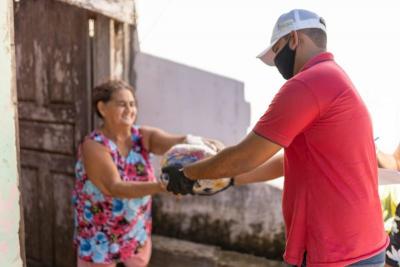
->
(0, 1, 24, 266)
(135, 52, 250, 146)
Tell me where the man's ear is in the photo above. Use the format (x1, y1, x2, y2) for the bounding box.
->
(289, 31, 299, 50)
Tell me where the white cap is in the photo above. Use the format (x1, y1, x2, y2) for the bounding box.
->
(257, 9, 327, 66)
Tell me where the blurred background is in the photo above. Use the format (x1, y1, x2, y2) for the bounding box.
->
(136, 0, 400, 151)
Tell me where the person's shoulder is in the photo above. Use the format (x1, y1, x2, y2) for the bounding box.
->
(82, 138, 107, 150)
(293, 60, 346, 93)
(138, 125, 162, 136)
(85, 129, 105, 143)
(82, 135, 108, 157)
(280, 78, 310, 94)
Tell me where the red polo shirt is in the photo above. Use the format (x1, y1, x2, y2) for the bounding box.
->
(253, 52, 388, 266)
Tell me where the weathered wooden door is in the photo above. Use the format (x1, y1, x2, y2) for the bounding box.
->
(14, 0, 136, 266)
(14, 1, 90, 266)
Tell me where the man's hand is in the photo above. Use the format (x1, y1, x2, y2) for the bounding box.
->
(161, 164, 195, 195)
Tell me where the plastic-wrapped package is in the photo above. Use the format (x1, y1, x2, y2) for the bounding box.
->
(160, 143, 232, 195)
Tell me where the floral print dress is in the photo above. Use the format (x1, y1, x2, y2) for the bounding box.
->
(72, 126, 156, 264)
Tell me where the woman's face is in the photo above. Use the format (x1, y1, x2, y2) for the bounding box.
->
(100, 89, 137, 127)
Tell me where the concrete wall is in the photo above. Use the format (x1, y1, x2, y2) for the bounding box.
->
(134, 52, 285, 259)
(0, 0, 24, 266)
(151, 183, 286, 259)
(135, 52, 250, 146)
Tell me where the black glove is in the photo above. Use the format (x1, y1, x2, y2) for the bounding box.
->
(161, 164, 195, 195)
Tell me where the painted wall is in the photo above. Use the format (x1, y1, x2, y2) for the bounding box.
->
(0, 0, 23, 266)
(135, 52, 251, 146)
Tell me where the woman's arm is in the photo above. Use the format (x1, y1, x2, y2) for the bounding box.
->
(234, 153, 284, 186)
(140, 126, 186, 155)
(82, 139, 164, 198)
(140, 125, 226, 155)
(377, 144, 400, 171)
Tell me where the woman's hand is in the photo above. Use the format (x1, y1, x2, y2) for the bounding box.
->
(203, 138, 225, 152)
(158, 178, 183, 200)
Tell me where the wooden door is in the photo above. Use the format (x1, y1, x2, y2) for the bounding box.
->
(14, 1, 90, 266)
(14, 1, 135, 266)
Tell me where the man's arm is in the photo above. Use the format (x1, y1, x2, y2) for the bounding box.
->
(234, 153, 284, 186)
(183, 132, 282, 180)
(377, 144, 400, 171)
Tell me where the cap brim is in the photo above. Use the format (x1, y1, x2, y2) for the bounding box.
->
(256, 40, 278, 66)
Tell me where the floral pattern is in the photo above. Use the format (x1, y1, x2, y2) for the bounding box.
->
(72, 126, 155, 263)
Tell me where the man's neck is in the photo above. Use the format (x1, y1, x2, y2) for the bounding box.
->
(294, 48, 326, 75)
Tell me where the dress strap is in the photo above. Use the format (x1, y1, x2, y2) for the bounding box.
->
(87, 130, 118, 154)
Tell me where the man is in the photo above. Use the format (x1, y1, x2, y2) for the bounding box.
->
(163, 9, 388, 266)
(377, 144, 400, 267)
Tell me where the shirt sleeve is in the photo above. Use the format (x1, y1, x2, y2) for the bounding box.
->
(253, 79, 320, 147)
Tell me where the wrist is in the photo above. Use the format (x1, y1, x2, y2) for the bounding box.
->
(156, 181, 166, 192)
(182, 166, 195, 181)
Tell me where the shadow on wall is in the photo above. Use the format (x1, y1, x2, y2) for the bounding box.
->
(151, 184, 286, 260)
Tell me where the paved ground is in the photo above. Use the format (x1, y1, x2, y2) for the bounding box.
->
(149, 235, 288, 267)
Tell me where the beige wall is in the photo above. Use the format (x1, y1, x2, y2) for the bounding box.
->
(135, 52, 251, 146)
(0, 0, 23, 266)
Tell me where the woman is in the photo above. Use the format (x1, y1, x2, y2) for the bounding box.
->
(72, 79, 220, 267)
(377, 144, 400, 267)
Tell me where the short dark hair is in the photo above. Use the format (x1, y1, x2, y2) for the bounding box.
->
(92, 79, 136, 118)
(300, 28, 327, 49)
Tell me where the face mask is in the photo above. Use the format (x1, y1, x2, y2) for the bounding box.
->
(274, 39, 296, 80)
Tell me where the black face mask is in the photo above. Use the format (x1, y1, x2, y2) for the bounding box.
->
(274, 39, 296, 80)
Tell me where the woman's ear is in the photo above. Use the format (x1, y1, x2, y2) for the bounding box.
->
(97, 101, 106, 118)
